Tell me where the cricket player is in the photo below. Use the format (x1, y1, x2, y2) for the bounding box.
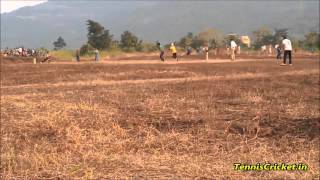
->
(169, 43, 178, 61)
(157, 42, 165, 61)
(281, 36, 293, 66)
(230, 39, 237, 61)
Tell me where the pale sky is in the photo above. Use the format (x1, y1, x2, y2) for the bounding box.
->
(1, 0, 47, 14)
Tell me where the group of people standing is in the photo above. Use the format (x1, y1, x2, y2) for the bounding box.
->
(1, 47, 54, 64)
(157, 40, 238, 62)
(2, 47, 36, 57)
(156, 35, 293, 65)
(229, 35, 292, 65)
(11, 36, 291, 64)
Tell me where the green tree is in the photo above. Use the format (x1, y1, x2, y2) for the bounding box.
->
(80, 43, 94, 55)
(197, 28, 225, 48)
(53, 36, 66, 50)
(141, 42, 158, 52)
(290, 37, 302, 52)
(223, 35, 241, 48)
(191, 36, 205, 49)
(261, 34, 274, 45)
(273, 28, 288, 44)
(120, 31, 143, 52)
(86, 20, 113, 50)
(179, 32, 194, 49)
(186, 28, 225, 50)
(304, 31, 320, 50)
(109, 40, 120, 50)
(252, 27, 272, 49)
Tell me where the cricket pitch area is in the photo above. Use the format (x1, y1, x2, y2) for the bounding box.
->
(1, 57, 319, 179)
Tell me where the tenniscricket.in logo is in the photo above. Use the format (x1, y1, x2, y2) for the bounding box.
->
(234, 163, 308, 171)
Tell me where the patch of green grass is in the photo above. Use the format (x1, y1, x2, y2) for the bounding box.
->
(104, 49, 125, 57)
(50, 50, 75, 61)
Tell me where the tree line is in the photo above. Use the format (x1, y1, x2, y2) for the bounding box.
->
(79, 20, 154, 55)
(52, 19, 320, 54)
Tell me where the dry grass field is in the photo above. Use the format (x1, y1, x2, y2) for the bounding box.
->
(1, 57, 319, 179)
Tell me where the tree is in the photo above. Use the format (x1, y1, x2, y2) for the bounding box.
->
(261, 34, 274, 45)
(179, 32, 194, 49)
(304, 31, 320, 50)
(80, 43, 94, 55)
(191, 36, 205, 49)
(53, 36, 66, 50)
(252, 27, 272, 49)
(197, 28, 225, 49)
(141, 42, 158, 52)
(273, 28, 288, 44)
(223, 35, 241, 48)
(86, 20, 113, 50)
(120, 31, 143, 52)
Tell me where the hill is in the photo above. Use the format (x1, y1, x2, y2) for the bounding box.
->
(1, 0, 319, 48)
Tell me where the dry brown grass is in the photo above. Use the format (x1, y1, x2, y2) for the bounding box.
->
(1, 58, 319, 179)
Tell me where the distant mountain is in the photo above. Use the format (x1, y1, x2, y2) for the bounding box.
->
(1, 0, 319, 49)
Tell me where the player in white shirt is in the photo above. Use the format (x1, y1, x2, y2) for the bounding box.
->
(281, 35, 293, 65)
(230, 39, 237, 61)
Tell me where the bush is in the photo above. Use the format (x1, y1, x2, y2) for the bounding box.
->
(80, 43, 94, 56)
(120, 31, 143, 52)
(141, 42, 158, 52)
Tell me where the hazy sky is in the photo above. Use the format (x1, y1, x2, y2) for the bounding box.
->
(1, 0, 47, 14)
